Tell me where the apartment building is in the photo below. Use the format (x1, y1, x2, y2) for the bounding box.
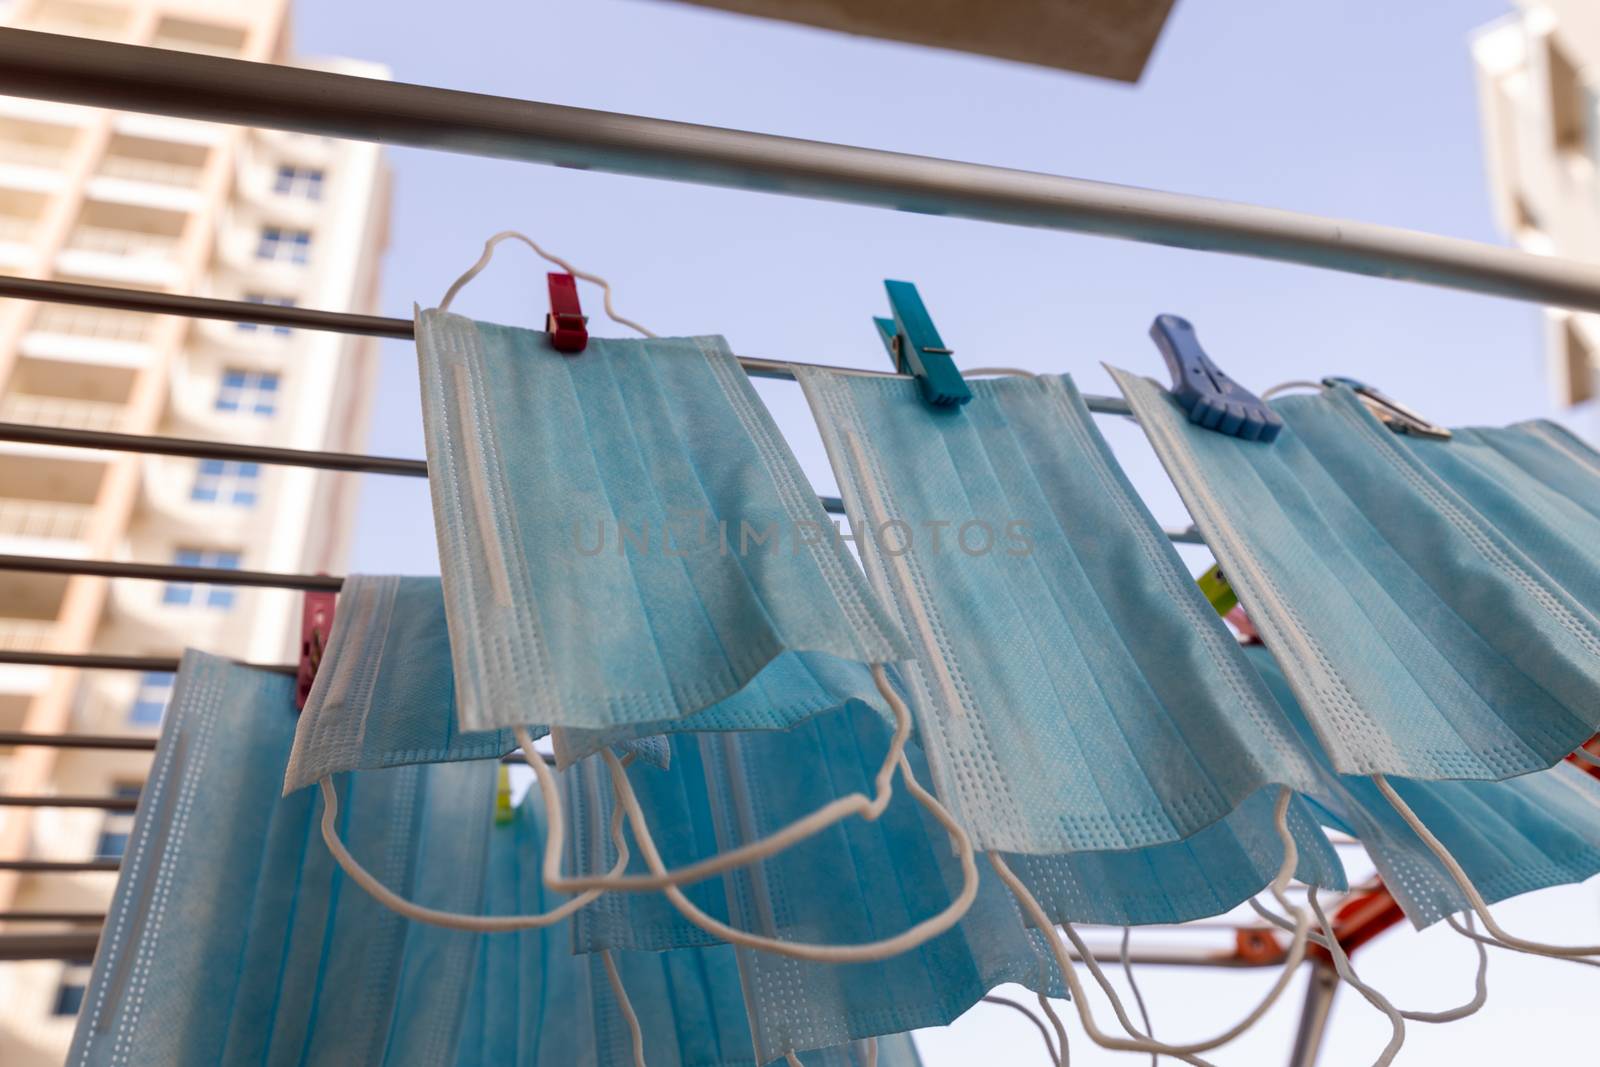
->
(0, 2, 390, 1063)
(1475, 2, 1600, 411)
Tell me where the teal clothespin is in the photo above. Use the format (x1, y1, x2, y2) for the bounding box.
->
(873, 280, 972, 409)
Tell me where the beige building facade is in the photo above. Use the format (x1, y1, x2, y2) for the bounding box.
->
(0, 2, 389, 1062)
(1475, 2, 1600, 409)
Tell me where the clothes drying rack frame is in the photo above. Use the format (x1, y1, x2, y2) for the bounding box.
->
(0, 26, 1579, 1065)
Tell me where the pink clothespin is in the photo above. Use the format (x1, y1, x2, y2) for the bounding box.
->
(545, 272, 588, 354)
(295, 589, 337, 711)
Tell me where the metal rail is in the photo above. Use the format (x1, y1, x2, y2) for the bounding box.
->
(0, 731, 159, 751)
(0, 795, 138, 812)
(1, 30, 1598, 313)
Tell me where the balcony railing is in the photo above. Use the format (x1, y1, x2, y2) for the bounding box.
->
(0, 499, 93, 542)
(64, 226, 179, 261)
(30, 305, 150, 343)
(0, 618, 57, 652)
(97, 155, 202, 188)
(0, 394, 126, 432)
(0, 140, 69, 170)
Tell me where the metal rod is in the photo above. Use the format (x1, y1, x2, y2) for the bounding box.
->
(0, 795, 138, 811)
(0, 931, 102, 961)
(0, 912, 105, 923)
(0, 859, 120, 873)
(0, 731, 159, 751)
(1286, 962, 1338, 1067)
(0, 275, 1136, 415)
(0, 652, 296, 675)
(0, 553, 342, 592)
(1, 31, 1598, 312)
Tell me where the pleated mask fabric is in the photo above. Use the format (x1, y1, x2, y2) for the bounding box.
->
(69, 650, 494, 1067)
(453, 783, 922, 1067)
(415, 309, 912, 738)
(286, 575, 890, 787)
(1114, 368, 1600, 781)
(1245, 643, 1600, 929)
(797, 367, 1320, 855)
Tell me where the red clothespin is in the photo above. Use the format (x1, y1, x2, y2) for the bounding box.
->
(295, 589, 336, 711)
(545, 272, 588, 354)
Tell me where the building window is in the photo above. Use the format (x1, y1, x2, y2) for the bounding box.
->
(216, 368, 279, 416)
(52, 961, 94, 1017)
(273, 164, 324, 200)
(236, 293, 294, 337)
(191, 459, 260, 506)
(162, 548, 240, 609)
(255, 226, 311, 264)
(94, 783, 141, 861)
(1548, 37, 1589, 155)
(128, 671, 173, 726)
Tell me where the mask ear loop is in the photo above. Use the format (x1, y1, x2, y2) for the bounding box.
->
(989, 788, 1315, 1065)
(1119, 928, 1156, 1067)
(436, 230, 658, 338)
(1250, 897, 1490, 1022)
(521, 664, 915, 894)
(518, 666, 984, 963)
(1444, 912, 1600, 969)
(1374, 774, 1600, 959)
(1571, 747, 1600, 769)
(599, 949, 648, 1067)
(1305, 887, 1406, 1066)
(981, 995, 1060, 1065)
(315, 772, 629, 931)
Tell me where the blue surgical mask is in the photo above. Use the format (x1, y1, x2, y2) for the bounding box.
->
(457, 777, 923, 1067)
(1113, 369, 1600, 781)
(1244, 642, 1600, 928)
(287, 575, 893, 791)
(796, 367, 1323, 856)
(70, 651, 495, 1066)
(414, 308, 913, 749)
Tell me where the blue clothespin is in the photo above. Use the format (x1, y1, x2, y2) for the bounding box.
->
(874, 280, 972, 409)
(1149, 314, 1281, 442)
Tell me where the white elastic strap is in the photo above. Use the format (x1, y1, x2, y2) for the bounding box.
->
(989, 788, 1314, 1063)
(1035, 994, 1071, 1067)
(1250, 898, 1489, 1021)
(600, 949, 648, 1067)
(316, 775, 625, 930)
(982, 995, 1060, 1064)
(1305, 887, 1405, 1066)
(436, 229, 658, 338)
(1261, 380, 1326, 400)
(785, 1054, 804, 1067)
(1571, 746, 1600, 768)
(1374, 774, 1600, 958)
(524, 664, 912, 894)
(863, 1038, 878, 1067)
(1443, 912, 1600, 969)
(1120, 928, 1157, 1067)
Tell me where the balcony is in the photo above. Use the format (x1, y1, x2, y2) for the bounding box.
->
(0, 394, 126, 433)
(0, 140, 69, 171)
(0, 619, 57, 653)
(0, 499, 93, 543)
(88, 135, 209, 212)
(22, 306, 154, 370)
(58, 226, 181, 286)
(0, 214, 34, 244)
(96, 156, 202, 188)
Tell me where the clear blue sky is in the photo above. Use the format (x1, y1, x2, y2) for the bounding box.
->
(294, 1, 1598, 1063)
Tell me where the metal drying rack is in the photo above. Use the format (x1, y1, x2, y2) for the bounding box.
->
(0, 26, 1593, 1064)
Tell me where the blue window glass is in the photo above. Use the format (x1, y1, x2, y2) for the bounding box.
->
(256, 226, 311, 264)
(236, 293, 294, 336)
(215, 368, 279, 416)
(52, 963, 92, 1016)
(191, 459, 261, 507)
(273, 165, 324, 201)
(128, 671, 172, 725)
(163, 549, 241, 610)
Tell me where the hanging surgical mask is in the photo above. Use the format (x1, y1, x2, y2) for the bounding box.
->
(455, 777, 922, 1067)
(287, 575, 893, 790)
(1244, 642, 1600, 929)
(70, 651, 494, 1066)
(414, 299, 912, 745)
(1113, 369, 1600, 781)
(796, 367, 1322, 856)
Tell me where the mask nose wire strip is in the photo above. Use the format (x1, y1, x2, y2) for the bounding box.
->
(314, 774, 629, 930)
(437, 230, 658, 339)
(522, 664, 910, 893)
(1119, 928, 1157, 1067)
(990, 788, 1314, 1063)
(519, 667, 983, 963)
(600, 948, 649, 1067)
(1249, 900, 1490, 1021)
(981, 995, 1060, 1064)
(1374, 775, 1600, 958)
